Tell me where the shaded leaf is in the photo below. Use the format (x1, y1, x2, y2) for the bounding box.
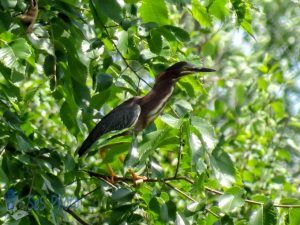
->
(95, 73, 113, 92)
(98, 0, 122, 23)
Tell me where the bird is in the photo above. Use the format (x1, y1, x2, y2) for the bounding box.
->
(77, 61, 215, 157)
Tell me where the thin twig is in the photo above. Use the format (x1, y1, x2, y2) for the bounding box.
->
(164, 182, 196, 202)
(63, 207, 89, 225)
(66, 186, 101, 209)
(102, 25, 152, 88)
(174, 125, 184, 178)
(164, 182, 220, 218)
(273, 204, 300, 208)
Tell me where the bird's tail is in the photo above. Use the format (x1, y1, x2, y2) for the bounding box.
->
(77, 139, 92, 157)
(77, 125, 104, 157)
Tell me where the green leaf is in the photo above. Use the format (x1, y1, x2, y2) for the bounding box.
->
(218, 187, 245, 213)
(211, 147, 236, 187)
(164, 25, 190, 42)
(89, 90, 110, 110)
(31, 210, 42, 225)
(159, 114, 180, 128)
(0, 38, 32, 70)
(249, 203, 277, 225)
(1, 0, 17, 8)
(67, 53, 88, 84)
(44, 55, 56, 77)
(97, 0, 122, 23)
(191, 0, 212, 28)
(125, 0, 139, 3)
(147, 29, 162, 54)
(139, 129, 171, 163)
(10, 38, 32, 59)
(209, 0, 229, 20)
(72, 78, 91, 107)
(174, 99, 193, 115)
(60, 100, 79, 136)
(175, 212, 186, 225)
(140, 0, 169, 26)
(64, 154, 75, 172)
(0, 167, 8, 184)
(3, 110, 21, 131)
(289, 208, 300, 225)
(42, 173, 65, 195)
(111, 188, 134, 203)
(270, 100, 286, 118)
(191, 116, 217, 151)
(121, 75, 138, 93)
(95, 73, 113, 92)
(16, 135, 31, 152)
(117, 31, 128, 54)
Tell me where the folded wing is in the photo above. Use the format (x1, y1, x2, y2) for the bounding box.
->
(77, 98, 141, 157)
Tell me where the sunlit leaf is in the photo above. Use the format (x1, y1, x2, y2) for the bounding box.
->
(249, 203, 277, 225)
(191, 116, 217, 151)
(140, 0, 169, 25)
(211, 147, 236, 187)
(191, 0, 212, 28)
(218, 187, 245, 213)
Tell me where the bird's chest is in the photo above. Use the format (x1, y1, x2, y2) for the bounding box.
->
(143, 86, 174, 126)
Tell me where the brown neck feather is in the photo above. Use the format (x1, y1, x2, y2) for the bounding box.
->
(135, 78, 175, 130)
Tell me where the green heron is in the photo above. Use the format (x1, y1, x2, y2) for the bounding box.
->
(78, 61, 215, 157)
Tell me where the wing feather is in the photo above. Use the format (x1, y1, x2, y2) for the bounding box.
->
(78, 98, 141, 157)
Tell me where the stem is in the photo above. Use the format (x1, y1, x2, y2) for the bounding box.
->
(66, 186, 101, 210)
(164, 182, 220, 218)
(174, 125, 183, 178)
(102, 24, 152, 89)
(63, 207, 89, 225)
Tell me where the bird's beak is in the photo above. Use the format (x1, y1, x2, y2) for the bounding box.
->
(180, 65, 216, 76)
(192, 67, 216, 72)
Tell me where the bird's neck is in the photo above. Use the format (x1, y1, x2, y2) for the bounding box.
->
(136, 79, 175, 129)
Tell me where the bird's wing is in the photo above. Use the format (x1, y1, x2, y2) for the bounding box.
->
(77, 98, 141, 157)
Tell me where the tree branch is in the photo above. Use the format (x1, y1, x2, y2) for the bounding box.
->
(63, 207, 89, 225)
(66, 186, 101, 210)
(85, 170, 300, 208)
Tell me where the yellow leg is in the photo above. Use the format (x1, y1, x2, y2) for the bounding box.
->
(106, 164, 117, 183)
(128, 168, 147, 184)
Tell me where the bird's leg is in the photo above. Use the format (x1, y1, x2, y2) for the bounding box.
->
(128, 168, 147, 184)
(106, 164, 117, 183)
(124, 133, 148, 184)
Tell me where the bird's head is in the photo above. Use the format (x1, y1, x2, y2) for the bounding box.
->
(157, 61, 215, 81)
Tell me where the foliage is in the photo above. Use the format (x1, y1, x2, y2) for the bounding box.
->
(0, 0, 300, 224)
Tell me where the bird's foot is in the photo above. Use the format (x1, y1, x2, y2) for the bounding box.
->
(129, 169, 147, 184)
(106, 164, 118, 184)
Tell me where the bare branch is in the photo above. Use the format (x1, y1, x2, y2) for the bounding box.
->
(66, 186, 101, 210)
(63, 207, 89, 225)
